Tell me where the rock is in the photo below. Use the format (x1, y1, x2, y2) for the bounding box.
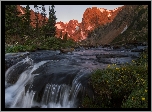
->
(124, 45, 135, 49)
(31, 106, 40, 108)
(142, 42, 148, 46)
(5, 52, 30, 72)
(96, 53, 128, 59)
(102, 44, 111, 48)
(59, 48, 75, 53)
(131, 48, 144, 52)
(112, 45, 121, 49)
(17, 5, 48, 28)
(17, 5, 122, 41)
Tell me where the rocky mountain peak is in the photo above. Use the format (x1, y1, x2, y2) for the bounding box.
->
(16, 5, 123, 41)
(84, 5, 148, 46)
(17, 5, 48, 28)
(56, 6, 122, 41)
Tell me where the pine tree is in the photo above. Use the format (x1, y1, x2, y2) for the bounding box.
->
(40, 5, 47, 35)
(5, 5, 22, 44)
(24, 5, 32, 36)
(63, 32, 68, 42)
(59, 30, 63, 39)
(41, 5, 47, 26)
(33, 5, 39, 38)
(45, 5, 57, 37)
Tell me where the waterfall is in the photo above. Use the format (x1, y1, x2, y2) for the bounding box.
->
(5, 57, 49, 108)
(5, 57, 89, 108)
(41, 84, 75, 108)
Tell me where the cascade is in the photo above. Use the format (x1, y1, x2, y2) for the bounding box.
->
(5, 57, 90, 108)
(5, 46, 144, 108)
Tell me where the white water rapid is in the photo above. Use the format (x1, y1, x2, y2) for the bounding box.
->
(5, 57, 86, 108)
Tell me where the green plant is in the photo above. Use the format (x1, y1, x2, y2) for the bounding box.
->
(121, 86, 148, 108)
(82, 51, 148, 108)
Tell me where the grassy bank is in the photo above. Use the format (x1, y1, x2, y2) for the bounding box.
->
(5, 36, 76, 53)
(82, 50, 148, 108)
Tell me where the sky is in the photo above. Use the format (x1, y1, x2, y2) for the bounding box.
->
(21, 5, 123, 23)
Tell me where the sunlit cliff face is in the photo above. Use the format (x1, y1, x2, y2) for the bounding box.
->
(17, 5, 123, 41)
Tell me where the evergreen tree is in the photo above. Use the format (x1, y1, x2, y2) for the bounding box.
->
(5, 5, 22, 44)
(45, 5, 57, 37)
(63, 32, 68, 42)
(41, 5, 47, 26)
(59, 30, 63, 39)
(87, 30, 92, 38)
(24, 5, 32, 36)
(41, 5, 47, 35)
(33, 5, 39, 38)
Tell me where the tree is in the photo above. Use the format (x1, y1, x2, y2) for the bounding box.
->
(45, 5, 57, 37)
(87, 30, 92, 38)
(24, 5, 32, 36)
(41, 5, 47, 26)
(63, 32, 68, 42)
(33, 5, 39, 38)
(5, 5, 23, 44)
(59, 30, 63, 39)
(40, 5, 47, 35)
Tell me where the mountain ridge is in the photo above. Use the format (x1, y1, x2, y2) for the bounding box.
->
(84, 5, 148, 46)
(17, 5, 123, 41)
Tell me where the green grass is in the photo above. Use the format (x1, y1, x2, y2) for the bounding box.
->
(5, 36, 76, 53)
(82, 50, 148, 108)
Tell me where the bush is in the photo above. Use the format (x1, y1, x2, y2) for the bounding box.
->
(5, 45, 27, 53)
(5, 35, 76, 53)
(121, 86, 148, 108)
(82, 51, 148, 108)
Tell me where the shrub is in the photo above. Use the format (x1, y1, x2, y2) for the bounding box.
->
(82, 51, 148, 108)
(5, 35, 76, 53)
(121, 85, 148, 108)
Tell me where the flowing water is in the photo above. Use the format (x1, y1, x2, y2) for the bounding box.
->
(5, 46, 147, 108)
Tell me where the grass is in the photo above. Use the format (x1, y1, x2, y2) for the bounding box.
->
(82, 49, 148, 108)
(5, 36, 76, 53)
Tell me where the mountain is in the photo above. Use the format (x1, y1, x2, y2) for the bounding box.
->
(17, 5, 48, 28)
(17, 5, 122, 41)
(84, 5, 148, 46)
(55, 6, 122, 41)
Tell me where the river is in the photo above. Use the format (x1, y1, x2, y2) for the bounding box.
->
(5, 45, 147, 108)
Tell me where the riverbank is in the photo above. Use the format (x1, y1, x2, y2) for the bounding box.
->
(82, 49, 148, 108)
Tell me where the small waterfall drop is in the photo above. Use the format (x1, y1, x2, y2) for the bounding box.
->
(5, 57, 90, 108)
(5, 57, 49, 108)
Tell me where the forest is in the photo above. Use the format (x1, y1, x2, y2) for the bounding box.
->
(5, 5, 76, 53)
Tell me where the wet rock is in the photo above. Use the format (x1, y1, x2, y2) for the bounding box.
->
(102, 44, 111, 48)
(124, 44, 136, 49)
(135, 42, 147, 46)
(96, 53, 128, 59)
(5, 52, 30, 71)
(131, 48, 144, 52)
(142, 42, 147, 46)
(112, 45, 122, 49)
(5, 62, 32, 84)
(96, 53, 131, 64)
(59, 48, 75, 53)
(31, 106, 40, 108)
